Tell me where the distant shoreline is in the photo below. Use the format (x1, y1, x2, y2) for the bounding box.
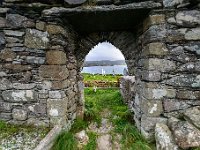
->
(84, 60, 126, 67)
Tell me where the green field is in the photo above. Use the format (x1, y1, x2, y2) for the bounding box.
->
(83, 73, 122, 82)
(52, 88, 154, 150)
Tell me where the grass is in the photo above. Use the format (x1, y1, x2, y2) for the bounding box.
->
(83, 73, 121, 82)
(52, 88, 153, 150)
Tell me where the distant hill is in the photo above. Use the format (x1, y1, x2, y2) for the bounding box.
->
(84, 60, 126, 67)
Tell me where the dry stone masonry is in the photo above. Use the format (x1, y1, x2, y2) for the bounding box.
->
(0, 0, 200, 149)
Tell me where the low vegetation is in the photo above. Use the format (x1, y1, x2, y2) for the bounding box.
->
(52, 88, 153, 150)
(83, 73, 121, 82)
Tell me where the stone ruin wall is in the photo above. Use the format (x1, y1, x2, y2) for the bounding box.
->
(0, 0, 200, 147)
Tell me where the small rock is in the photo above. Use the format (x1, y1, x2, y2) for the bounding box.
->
(12, 108, 28, 121)
(97, 134, 112, 150)
(75, 130, 89, 145)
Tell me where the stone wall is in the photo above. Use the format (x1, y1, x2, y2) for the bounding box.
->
(0, 0, 200, 148)
(0, 7, 80, 128)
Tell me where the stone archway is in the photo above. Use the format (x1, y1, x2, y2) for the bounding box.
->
(1, 1, 200, 146)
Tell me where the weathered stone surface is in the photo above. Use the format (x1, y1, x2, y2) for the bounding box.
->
(177, 90, 200, 100)
(141, 70, 161, 81)
(176, 10, 200, 27)
(27, 118, 49, 127)
(12, 108, 27, 121)
(163, 0, 184, 7)
(184, 43, 200, 55)
(46, 25, 67, 36)
(0, 17, 7, 28)
(155, 123, 179, 150)
(0, 49, 16, 61)
(13, 83, 36, 89)
(28, 103, 47, 116)
(0, 113, 12, 121)
(163, 75, 200, 88)
(3, 64, 32, 72)
(185, 28, 200, 40)
(75, 130, 89, 147)
(139, 58, 176, 72)
(47, 98, 68, 117)
(168, 117, 200, 149)
(64, 0, 86, 5)
(49, 90, 66, 99)
(46, 50, 67, 65)
(141, 100, 163, 117)
(143, 14, 165, 31)
(26, 56, 45, 64)
(36, 21, 46, 31)
(39, 65, 69, 81)
(0, 32, 5, 45)
(5, 37, 22, 43)
(163, 100, 191, 112)
(0, 102, 12, 112)
(143, 25, 166, 43)
(2, 90, 37, 102)
(0, 78, 12, 90)
(143, 42, 168, 56)
(184, 106, 200, 128)
(97, 134, 112, 150)
(24, 29, 49, 49)
(141, 116, 167, 140)
(4, 30, 25, 37)
(6, 14, 32, 28)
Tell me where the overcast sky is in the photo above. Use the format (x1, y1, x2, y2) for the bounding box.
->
(85, 42, 125, 61)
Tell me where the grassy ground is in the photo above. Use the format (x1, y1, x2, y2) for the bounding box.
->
(83, 73, 121, 82)
(52, 88, 154, 150)
(0, 121, 50, 150)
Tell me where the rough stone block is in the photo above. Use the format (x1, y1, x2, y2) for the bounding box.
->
(0, 17, 7, 28)
(46, 50, 67, 65)
(155, 123, 179, 150)
(47, 98, 68, 117)
(13, 83, 36, 89)
(143, 42, 168, 56)
(39, 65, 69, 81)
(184, 106, 200, 128)
(143, 25, 166, 44)
(36, 21, 46, 31)
(185, 28, 200, 40)
(2, 90, 38, 102)
(143, 14, 165, 31)
(24, 29, 49, 49)
(163, 75, 200, 88)
(0, 32, 5, 46)
(4, 30, 25, 37)
(49, 90, 66, 99)
(177, 90, 200, 100)
(0, 102, 12, 112)
(6, 14, 34, 28)
(46, 25, 67, 36)
(139, 58, 176, 72)
(163, 100, 191, 112)
(176, 10, 200, 27)
(0, 78, 12, 90)
(0, 113, 12, 121)
(12, 108, 27, 121)
(141, 70, 161, 81)
(3, 64, 32, 72)
(141, 100, 163, 117)
(168, 117, 200, 149)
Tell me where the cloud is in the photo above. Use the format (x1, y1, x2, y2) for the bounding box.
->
(85, 42, 125, 61)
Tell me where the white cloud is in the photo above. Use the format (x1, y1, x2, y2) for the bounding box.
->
(85, 42, 125, 61)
